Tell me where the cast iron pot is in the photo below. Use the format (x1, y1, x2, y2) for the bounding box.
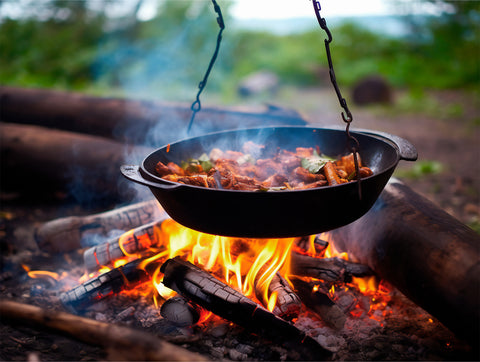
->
(121, 126, 417, 237)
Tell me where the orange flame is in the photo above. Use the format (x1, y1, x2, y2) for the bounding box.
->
(137, 219, 295, 313)
(22, 264, 61, 282)
(80, 218, 394, 326)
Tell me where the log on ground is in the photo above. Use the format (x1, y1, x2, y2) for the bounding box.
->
(0, 86, 307, 145)
(330, 178, 480, 348)
(0, 122, 153, 203)
(0, 300, 209, 361)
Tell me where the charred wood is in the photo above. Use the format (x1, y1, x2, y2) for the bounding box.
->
(60, 259, 152, 311)
(295, 235, 329, 257)
(290, 253, 374, 282)
(259, 273, 301, 321)
(0, 122, 153, 203)
(0, 86, 307, 145)
(35, 200, 167, 253)
(160, 296, 204, 327)
(291, 278, 346, 330)
(160, 257, 332, 360)
(330, 179, 480, 348)
(0, 300, 208, 361)
(83, 219, 166, 273)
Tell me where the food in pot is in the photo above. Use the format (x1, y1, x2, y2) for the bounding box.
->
(155, 141, 373, 191)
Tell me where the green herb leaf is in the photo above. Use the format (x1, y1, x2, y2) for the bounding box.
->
(197, 153, 213, 172)
(301, 152, 334, 174)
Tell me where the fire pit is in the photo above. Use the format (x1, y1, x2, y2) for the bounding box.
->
(1, 176, 478, 361)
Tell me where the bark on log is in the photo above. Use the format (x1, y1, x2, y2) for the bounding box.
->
(0, 86, 307, 145)
(60, 259, 152, 311)
(160, 257, 332, 360)
(330, 178, 480, 348)
(35, 200, 167, 253)
(290, 253, 374, 282)
(83, 219, 166, 273)
(291, 278, 346, 330)
(0, 300, 209, 361)
(258, 273, 301, 320)
(295, 236, 329, 257)
(0, 122, 153, 203)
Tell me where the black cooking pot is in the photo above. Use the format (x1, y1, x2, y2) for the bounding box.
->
(121, 126, 417, 237)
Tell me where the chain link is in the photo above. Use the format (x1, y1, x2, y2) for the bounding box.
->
(187, 0, 225, 134)
(313, 0, 362, 199)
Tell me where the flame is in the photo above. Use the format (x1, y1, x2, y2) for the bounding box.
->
(352, 275, 379, 294)
(79, 219, 397, 326)
(136, 219, 295, 314)
(22, 264, 61, 282)
(319, 232, 349, 260)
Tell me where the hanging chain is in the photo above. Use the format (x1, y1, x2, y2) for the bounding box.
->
(312, 0, 362, 199)
(186, 0, 225, 135)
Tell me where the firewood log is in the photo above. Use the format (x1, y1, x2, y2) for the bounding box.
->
(0, 300, 209, 361)
(60, 259, 153, 311)
(261, 273, 301, 320)
(329, 178, 480, 348)
(83, 219, 167, 273)
(291, 278, 346, 330)
(0, 122, 153, 202)
(290, 253, 374, 282)
(295, 235, 329, 256)
(160, 257, 332, 360)
(160, 296, 204, 327)
(35, 200, 168, 253)
(0, 86, 307, 145)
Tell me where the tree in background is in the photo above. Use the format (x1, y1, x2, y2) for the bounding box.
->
(0, 0, 477, 92)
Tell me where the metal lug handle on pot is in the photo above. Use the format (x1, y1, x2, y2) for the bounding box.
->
(357, 129, 418, 161)
(120, 165, 181, 190)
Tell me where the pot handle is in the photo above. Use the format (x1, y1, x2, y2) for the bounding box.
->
(120, 165, 181, 190)
(357, 130, 418, 161)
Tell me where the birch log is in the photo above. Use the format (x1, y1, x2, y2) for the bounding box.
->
(36, 200, 167, 253)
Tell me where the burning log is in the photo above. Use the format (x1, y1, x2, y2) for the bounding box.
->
(0, 122, 153, 202)
(290, 253, 374, 283)
(84, 230, 301, 320)
(160, 257, 332, 360)
(160, 296, 204, 327)
(291, 278, 346, 331)
(262, 273, 301, 320)
(83, 220, 166, 273)
(295, 235, 329, 257)
(36, 200, 167, 253)
(60, 259, 153, 311)
(0, 86, 307, 145)
(0, 300, 208, 361)
(330, 179, 480, 348)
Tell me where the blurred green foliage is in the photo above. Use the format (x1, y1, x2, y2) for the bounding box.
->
(0, 0, 478, 97)
(394, 160, 444, 180)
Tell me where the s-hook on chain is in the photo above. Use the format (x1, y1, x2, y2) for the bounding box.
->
(186, 0, 225, 135)
(313, 0, 362, 199)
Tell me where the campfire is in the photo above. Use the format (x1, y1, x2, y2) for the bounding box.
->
(1, 176, 475, 361)
(34, 212, 381, 360)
